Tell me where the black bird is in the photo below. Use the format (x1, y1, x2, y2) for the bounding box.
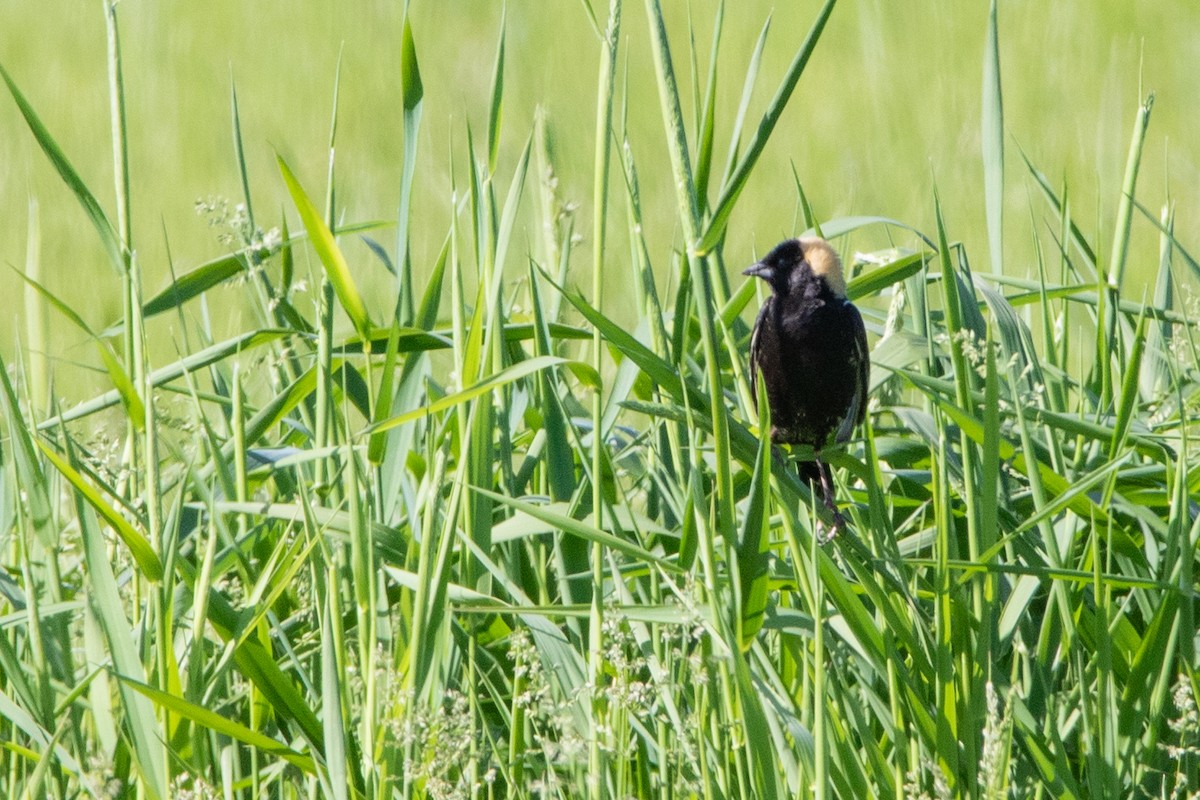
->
(744, 237, 869, 539)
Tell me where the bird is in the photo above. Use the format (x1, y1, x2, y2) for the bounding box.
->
(743, 237, 869, 540)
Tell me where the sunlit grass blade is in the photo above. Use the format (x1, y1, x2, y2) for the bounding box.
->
(0, 62, 125, 273)
(368, 355, 597, 435)
(0, 353, 54, 545)
(72, 480, 166, 798)
(36, 439, 162, 580)
(38, 329, 290, 430)
(396, 11, 424, 321)
(846, 251, 927, 302)
(696, 0, 837, 253)
(487, 8, 506, 175)
(137, 220, 386, 321)
(1105, 95, 1153, 290)
(981, 0, 1004, 273)
(122, 679, 316, 773)
(278, 155, 371, 339)
(17, 269, 146, 428)
(735, 376, 771, 649)
(470, 486, 679, 570)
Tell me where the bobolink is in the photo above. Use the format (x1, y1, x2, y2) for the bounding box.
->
(744, 237, 869, 539)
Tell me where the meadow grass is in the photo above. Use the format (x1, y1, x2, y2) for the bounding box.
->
(2, 1, 1198, 367)
(1, 1, 1199, 798)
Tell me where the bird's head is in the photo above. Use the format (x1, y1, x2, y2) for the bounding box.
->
(742, 237, 847, 298)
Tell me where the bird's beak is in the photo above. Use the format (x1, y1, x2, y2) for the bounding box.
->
(743, 262, 772, 280)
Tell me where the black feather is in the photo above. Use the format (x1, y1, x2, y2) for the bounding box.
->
(745, 238, 869, 538)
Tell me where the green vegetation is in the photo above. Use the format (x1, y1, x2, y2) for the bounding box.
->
(1, 1, 1198, 798)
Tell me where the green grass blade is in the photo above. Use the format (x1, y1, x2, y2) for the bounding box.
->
(470, 486, 680, 571)
(16, 269, 146, 428)
(319, 599, 350, 800)
(696, 0, 837, 253)
(38, 330, 290, 430)
(121, 679, 315, 773)
(981, 0, 1004, 273)
(278, 155, 371, 338)
(1105, 95, 1153, 290)
(397, 12, 424, 321)
(0, 353, 54, 546)
(368, 355, 596, 435)
(846, 251, 927, 302)
(36, 439, 162, 581)
(1108, 311, 1147, 460)
(1139, 205, 1175, 401)
(104, 0, 132, 252)
(736, 378, 772, 649)
(487, 9, 506, 174)
(73, 485, 166, 797)
(1016, 144, 1097, 274)
(0, 63, 125, 273)
(720, 14, 771, 191)
(230, 78, 255, 232)
(692, 0, 723, 206)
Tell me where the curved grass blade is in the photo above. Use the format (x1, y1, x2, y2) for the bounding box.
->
(0, 63, 124, 273)
(121, 678, 316, 773)
(0, 352, 54, 545)
(278, 155, 371, 338)
(137, 220, 388, 322)
(696, 0, 837, 253)
(73, 481, 166, 798)
(367, 355, 597, 435)
(36, 439, 162, 581)
(847, 252, 927, 302)
(16, 268, 146, 428)
(736, 376, 772, 649)
(469, 486, 681, 572)
(38, 329, 291, 430)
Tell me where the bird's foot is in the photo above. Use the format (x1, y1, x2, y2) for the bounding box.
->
(816, 507, 846, 544)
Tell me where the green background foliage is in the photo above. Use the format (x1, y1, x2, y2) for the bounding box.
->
(1, 1, 1198, 798)
(1, 1, 1197, 373)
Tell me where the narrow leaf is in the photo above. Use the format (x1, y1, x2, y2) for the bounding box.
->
(278, 155, 371, 337)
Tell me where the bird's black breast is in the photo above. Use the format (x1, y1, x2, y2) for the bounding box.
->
(749, 287, 866, 448)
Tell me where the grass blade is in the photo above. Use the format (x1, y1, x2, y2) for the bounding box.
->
(0, 63, 124, 273)
(981, 0, 1004, 273)
(278, 155, 371, 339)
(696, 0, 837, 253)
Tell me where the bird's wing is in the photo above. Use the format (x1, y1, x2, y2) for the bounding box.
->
(835, 302, 870, 443)
(748, 297, 772, 404)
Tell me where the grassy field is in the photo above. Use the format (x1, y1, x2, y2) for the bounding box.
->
(1, 0, 1199, 798)
(1, 1, 1198, 374)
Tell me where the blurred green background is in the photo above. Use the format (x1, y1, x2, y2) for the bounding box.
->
(1, 0, 1196, 392)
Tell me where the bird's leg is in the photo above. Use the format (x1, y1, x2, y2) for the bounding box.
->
(816, 459, 845, 543)
(795, 456, 842, 542)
